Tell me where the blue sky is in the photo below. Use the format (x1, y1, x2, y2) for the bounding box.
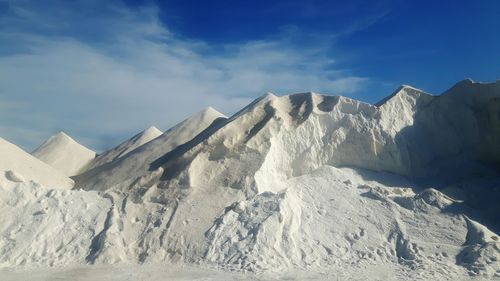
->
(1, 0, 499, 151)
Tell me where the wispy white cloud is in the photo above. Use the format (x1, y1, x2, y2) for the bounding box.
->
(0, 0, 369, 151)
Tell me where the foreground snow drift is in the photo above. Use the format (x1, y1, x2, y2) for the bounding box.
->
(0, 171, 110, 266)
(1, 167, 498, 279)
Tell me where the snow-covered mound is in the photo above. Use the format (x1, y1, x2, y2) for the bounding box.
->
(1, 79, 499, 279)
(74, 107, 227, 191)
(0, 138, 74, 189)
(78, 80, 498, 195)
(85, 126, 162, 171)
(32, 132, 96, 176)
(2, 166, 498, 278)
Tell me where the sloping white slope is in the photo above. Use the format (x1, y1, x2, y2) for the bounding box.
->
(0, 138, 74, 189)
(74, 107, 227, 190)
(32, 132, 96, 176)
(86, 126, 162, 171)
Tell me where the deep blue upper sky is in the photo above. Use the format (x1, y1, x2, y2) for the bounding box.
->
(1, 0, 499, 151)
(131, 0, 500, 95)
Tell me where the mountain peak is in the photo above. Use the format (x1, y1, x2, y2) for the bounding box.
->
(191, 106, 227, 121)
(55, 130, 70, 137)
(143, 126, 162, 136)
(51, 131, 73, 142)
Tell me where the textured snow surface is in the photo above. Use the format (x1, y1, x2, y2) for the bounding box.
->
(0, 138, 74, 189)
(1, 79, 500, 279)
(0, 171, 110, 266)
(204, 167, 500, 278)
(32, 132, 96, 176)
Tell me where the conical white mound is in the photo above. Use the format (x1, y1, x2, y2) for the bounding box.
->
(86, 126, 162, 171)
(0, 137, 74, 188)
(74, 107, 227, 190)
(32, 132, 96, 176)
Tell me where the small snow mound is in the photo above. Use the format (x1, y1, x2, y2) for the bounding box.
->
(463, 217, 499, 245)
(392, 188, 456, 212)
(143, 126, 162, 137)
(32, 131, 96, 176)
(5, 170, 24, 182)
(413, 188, 455, 209)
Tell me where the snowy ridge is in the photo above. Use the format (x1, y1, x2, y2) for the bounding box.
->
(116, 80, 499, 198)
(85, 126, 162, 171)
(73, 106, 227, 191)
(32, 132, 96, 176)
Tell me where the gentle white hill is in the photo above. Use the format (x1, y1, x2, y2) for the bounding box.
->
(0, 137, 74, 189)
(86, 126, 162, 171)
(32, 131, 96, 176)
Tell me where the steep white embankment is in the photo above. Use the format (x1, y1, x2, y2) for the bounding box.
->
(85, 126, 162, 171)
(0, 171, 111, 266)
(32, 132, 96, 176)
(73, 107, 227, 191)
(390, 79, 500, 180)
(0, 138, 74, 189)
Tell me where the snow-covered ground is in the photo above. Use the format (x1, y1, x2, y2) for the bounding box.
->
(0, 264, 398, 281)
(0, 79, 499, 280)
